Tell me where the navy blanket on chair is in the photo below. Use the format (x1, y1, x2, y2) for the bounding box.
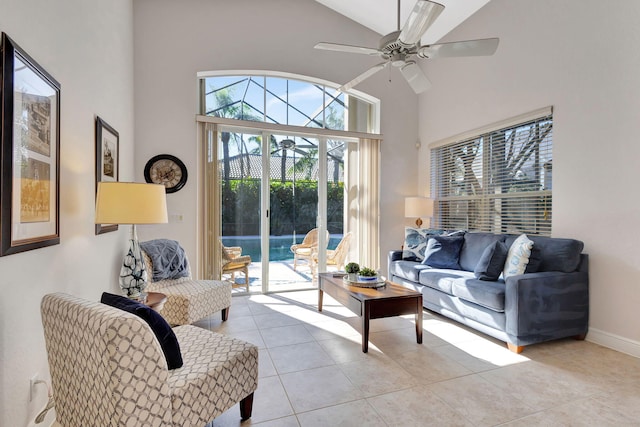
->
(140, 239, 189, 281)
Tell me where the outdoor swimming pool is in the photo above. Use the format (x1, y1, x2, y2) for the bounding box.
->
(221, 234, 343, 262)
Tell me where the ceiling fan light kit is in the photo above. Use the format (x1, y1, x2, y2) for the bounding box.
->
(315, 0, 499, 94)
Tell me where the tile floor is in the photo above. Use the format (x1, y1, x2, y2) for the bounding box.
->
(197, 291, 640, 426)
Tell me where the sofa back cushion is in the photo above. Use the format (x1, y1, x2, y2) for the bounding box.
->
(421, 235, 464, 269)
(459, 233, 507, 272)
(504, 235, 584, 273)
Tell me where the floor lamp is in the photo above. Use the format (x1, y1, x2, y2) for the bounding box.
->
(95, 182, 168, 300)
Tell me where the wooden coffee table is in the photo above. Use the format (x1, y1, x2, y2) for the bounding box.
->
(317, 273, 423, 353)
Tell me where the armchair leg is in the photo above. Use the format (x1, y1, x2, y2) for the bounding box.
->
(240, 392, 254, 421)
(222, 307, 229, 321)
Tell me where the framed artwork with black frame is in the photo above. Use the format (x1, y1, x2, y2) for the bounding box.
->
(95, 116, 119, 234)
(0, 33, 60, 256)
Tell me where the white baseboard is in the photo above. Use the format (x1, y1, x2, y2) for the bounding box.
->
(587, 328, 640, 358)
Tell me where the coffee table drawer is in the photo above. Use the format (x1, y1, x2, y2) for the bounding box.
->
(327, 284, 362, 316)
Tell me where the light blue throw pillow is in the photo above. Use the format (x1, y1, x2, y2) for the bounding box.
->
(503, 234, 534, 278)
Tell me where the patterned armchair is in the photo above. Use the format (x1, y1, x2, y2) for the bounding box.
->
(41, 293, 258, 427)
(141, 242, 231, 325)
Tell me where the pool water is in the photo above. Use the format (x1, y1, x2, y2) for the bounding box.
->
(222, 234, 343, 262)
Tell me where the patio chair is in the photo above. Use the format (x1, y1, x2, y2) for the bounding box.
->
(221, 241, 251, 292)
(311, 232, 353, 275)
(290, 228, 330, 272)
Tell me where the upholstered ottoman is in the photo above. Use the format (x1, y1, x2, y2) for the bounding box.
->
(148, 277, 232, 325)
(141, 247, 232, 326)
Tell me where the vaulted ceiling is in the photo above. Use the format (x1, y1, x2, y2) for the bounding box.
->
(313, 0, 491, 44)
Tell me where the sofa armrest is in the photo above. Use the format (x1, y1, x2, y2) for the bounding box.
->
(387, 250, 403, 273)
(504, 255, 589, 345)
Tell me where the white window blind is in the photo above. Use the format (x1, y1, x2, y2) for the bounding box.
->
(430, 111, 553, 236)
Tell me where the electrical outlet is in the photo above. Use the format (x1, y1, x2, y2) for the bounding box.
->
(29, 373, 39, 402)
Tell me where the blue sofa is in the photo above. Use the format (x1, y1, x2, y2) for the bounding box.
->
(388, 232, 589, 352)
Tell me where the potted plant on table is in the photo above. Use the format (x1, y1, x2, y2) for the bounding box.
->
(345, 262, 360, 281)
(358, 267, 378, 282)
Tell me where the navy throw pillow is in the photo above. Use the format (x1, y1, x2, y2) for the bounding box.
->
(100, 292, 183, 370)
(421, 235, 464, 269)
(474, 240, 508, 281)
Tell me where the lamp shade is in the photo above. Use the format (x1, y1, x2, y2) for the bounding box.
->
(405, 197, 433, 219)
(95, 182, 168, 225)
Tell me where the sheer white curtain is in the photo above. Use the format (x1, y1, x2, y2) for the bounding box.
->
(354, 137, 381, 270)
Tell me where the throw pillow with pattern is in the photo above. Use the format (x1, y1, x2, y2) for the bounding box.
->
(503, 234, 534, 278)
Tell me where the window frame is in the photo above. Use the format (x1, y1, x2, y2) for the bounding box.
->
(429, 107, 553, 236)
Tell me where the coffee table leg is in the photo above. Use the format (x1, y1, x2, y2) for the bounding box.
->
(416, 296, 423, 344)
(318, 289, 324, 312)
(362, 302, 370, 353)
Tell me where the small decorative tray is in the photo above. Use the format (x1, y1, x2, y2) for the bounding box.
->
(342, 275, 387, 288)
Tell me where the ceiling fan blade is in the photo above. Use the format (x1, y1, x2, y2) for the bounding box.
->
(398, 0, 445, 47)
(399, 61, 431, 94)
(417, 38, 499, 59)
(338, 62, 388, 92)
(314, 42, 381, 56)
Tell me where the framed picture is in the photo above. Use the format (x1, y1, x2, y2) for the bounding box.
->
(95, 116, 119, 234)
(0, 33, 60, 256)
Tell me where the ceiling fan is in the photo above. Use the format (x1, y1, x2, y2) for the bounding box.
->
(314, 0, 499, 94)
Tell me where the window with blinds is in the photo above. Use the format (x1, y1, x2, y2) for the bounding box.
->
(430, 111, 553, 236)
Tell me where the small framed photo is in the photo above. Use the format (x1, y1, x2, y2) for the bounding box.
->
(95, 116, 119, 234)
(0, 33, 60, 256)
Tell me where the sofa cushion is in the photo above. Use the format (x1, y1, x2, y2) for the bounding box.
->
(474, 241, 508, 281)
(506, 235, 584, 273)
(101, 292, 183, 369)
(403, 227, 446, 261)
(452, 279, 506, 312)
(503, 234, 534, 278)
(421, 235, 464, 269)
(459, 233, 507, 272)
(389, 260, 432, 283)
(419, 269, 475, 295)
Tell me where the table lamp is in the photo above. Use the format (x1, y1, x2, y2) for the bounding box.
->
(405, 197, 433, 228)
(95, 182, 168, 300)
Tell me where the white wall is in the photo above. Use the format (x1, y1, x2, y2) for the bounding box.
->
(0, 1, 134, 425)
(418, 0, 640, 356)
(133, 0, 420, 272)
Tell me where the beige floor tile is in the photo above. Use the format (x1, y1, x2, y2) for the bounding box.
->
(210, 314, 258, 334)
(433, 338, 528, 371)
(480, 358, 607, 411)
(221, 328, 266, 349)
(212, 376, 294, 426)
(260, 324, 315, 348)
(367, 386, 473, 426)
(209, 291, 640, 427)
(280, 365, 364, 413)
(253, 312, 303, 329)
(591, 382, 640, 421)
(394, 346, 473, 384)
(367, 326, 425, 355)
(252, 415, 301, 427)
(502, 396, 639, 426)
(303, 319, 361, 342)
(317, 335, 383, 364)
(226, 303, 253, 318)
(430, 374, 536, 426)
(338, 354, 417, 397)
(297, 399, 387, 427)
(258, 348, 277, 378)
(268, 341, 335, 374)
